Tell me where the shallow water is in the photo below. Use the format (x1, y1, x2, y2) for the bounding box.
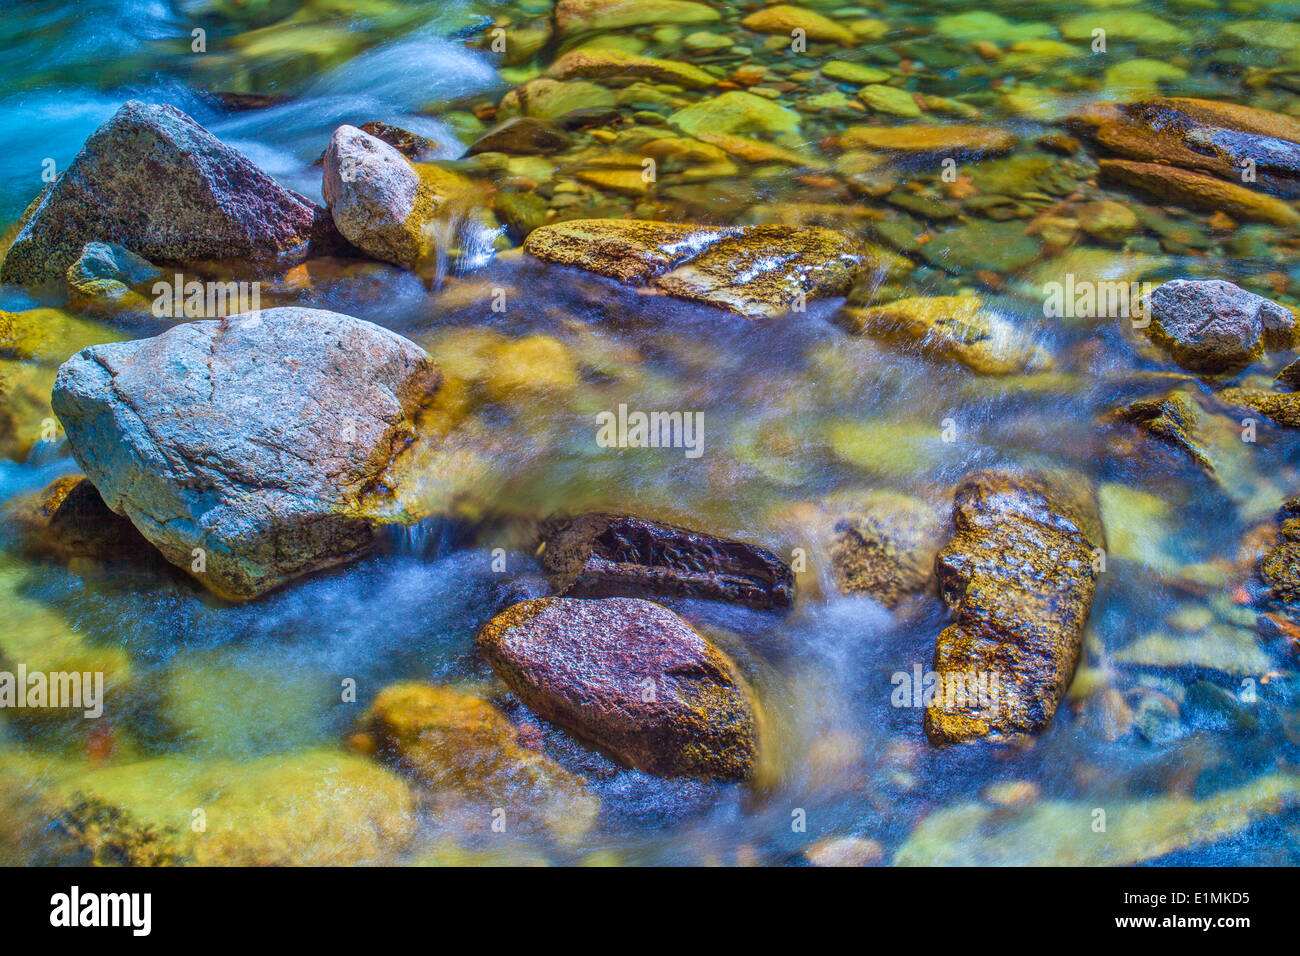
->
(2, 0, 1300, 866)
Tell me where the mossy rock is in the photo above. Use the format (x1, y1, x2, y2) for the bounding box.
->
(358, 682, 599, 845)
(42, 748, 416, 866)
(896, 773, 1300, 865)
(840, 295, 1051, 375)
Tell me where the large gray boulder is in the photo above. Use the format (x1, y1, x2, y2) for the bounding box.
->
(1, 101, 321, 286)
(51, 307, 441, 599)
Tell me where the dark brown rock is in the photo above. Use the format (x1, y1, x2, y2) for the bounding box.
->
(467, 116, 571, 155)
(925, 470, 1103, 745)
(477, 596, 763, 780)
(2, 474, 152, 562)
(539, 512, 794, 609)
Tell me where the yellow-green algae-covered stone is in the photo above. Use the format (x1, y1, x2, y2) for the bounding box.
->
(839, 295, 1051, 375)
(545, 48, 716, 90)
(925, 469, 1104, 745)
(523, 218, 867, 318)
(357, 682, 599, 845)
(477, 597, 763, 780)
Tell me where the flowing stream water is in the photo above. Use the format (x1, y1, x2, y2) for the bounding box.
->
(1, 0, 1299, 866)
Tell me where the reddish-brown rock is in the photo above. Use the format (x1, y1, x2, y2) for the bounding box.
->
(477, 597, 762, 780)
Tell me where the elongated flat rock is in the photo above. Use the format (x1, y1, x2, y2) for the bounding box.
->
(51, 307, 440, 599)
(523, 219, 867, 317)
(478, 597, 762, 780)
(925, 470, 1103, 745)
(1100, 159, 1300, 225)
(540, 512, 794, 608)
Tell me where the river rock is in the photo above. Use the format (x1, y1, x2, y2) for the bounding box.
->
(829, 492, 944, 608)
(46, 749, 415, 866)
(554, 0, 721, 35)
(539, 512, 794, 609)
(1103, 389, 1214, 473)
(357, 682, 599, 844)
(1100, 159, 1300, 226)
(2, 474, 152, 562)
(523, 218, 867, 317)
(1071, 97, 1300, 197)
(668, 91, 802, 139)
(477, 597, 762, 780)
(1221, 388, 1300, 428)
(895, 772, 1300, 865)
(0, 101, 320, 286)
(51, 307, 441, 599)
(546, 48, 715, 89)
(65, 242, 161, 314)
(1144, 279, 1295, 373)
(467, 117, 570, 156)
(839, 295, 1051, 375)
(925, 469, 1103, 745)
(321, 124, 476, 271)
(1260, 496, 1300, 601)
(838, 124, 1016, 159)
(741, 5, 854, 46)
(498, 78, 616, 120)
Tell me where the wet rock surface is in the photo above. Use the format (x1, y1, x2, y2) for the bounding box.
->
(321, 124, 476, 271)
(829, 492, 944, 608)
(926, 470, 1104, 745)
(1261, 496, 1300, 601)
(840, 295, 1051, 375)
(477, 596, 763, 780)
(540, 512, 794, 609)
(1144, 279, 1294, 373)
(65, 241, 162, 315)
(1100, 159, 1300, 226)
(523, 218, 867, 317)
(0, 101, 321, 285)
(2, 474, 153, 562)
(1072, 97, 1300, 197)
(51, 307, 440, 599)
(357, 682, 599, 844)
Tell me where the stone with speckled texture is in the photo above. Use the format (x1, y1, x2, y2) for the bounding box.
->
(1, 101, 320, 285)
(51, 307, 440, 599)
(478, 596, 762, 780)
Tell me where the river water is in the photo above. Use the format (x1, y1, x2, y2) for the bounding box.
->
(1, 0, 1299, 866)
